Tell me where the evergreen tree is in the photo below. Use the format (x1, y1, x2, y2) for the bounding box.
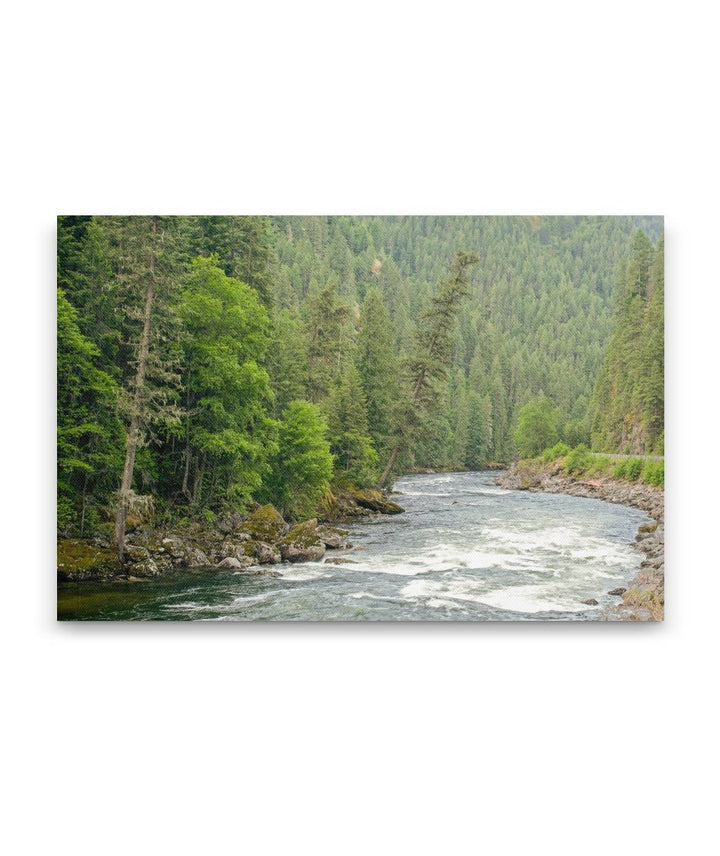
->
(590, 231, 663, 453)
(109, 216, 184, 557)
(325, 362, 378, 485)
(266, 309, 308, 415)
(356, 286, 397, 457)
(452, 370, 470, 467)
(57, 288, 122, 534)
(304, 280, 350, 403)
(264, 401, 334, 519)
(466, 392, 493, 467)
(377, 252, 479, 486)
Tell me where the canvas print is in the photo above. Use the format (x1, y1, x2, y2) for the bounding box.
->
(57, 216, 664, 621)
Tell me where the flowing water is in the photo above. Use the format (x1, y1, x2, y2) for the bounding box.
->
(57, 471, 650, 621)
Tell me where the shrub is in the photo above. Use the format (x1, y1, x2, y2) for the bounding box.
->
(514, 395, 560, 458)
(625, 458, 643, 481)
(642, 460, 664, 486)
(588, 455, 612, 476)
(613, 461, 628, 479)
(565, 443, 592, 475)
(541, 441, 570, 463)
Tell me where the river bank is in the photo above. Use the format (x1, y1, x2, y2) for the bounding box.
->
(57, 487, 404, 583)
(496, 462, 664, 620)
(58, 471, 650, 620)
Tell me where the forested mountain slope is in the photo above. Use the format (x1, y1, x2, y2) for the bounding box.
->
(590, 231, 664, 454)
(57, 215, 663, 543)
(267, 215, 662, 463)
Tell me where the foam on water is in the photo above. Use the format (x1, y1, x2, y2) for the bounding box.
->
(58, 471, 650, 620)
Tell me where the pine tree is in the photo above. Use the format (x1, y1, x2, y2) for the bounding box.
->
(356, 286, 397, 457)
(377, 252, 479, 486)
(590, 230, 662, 453)
(304, 280, 350, 403)
(466, 392, 493, 467)
(108, 216, 184, 557)
(57, 288, 122, 534)
(452, 370, 470, 467)
(264, 401, 334, 519)
(325, 362, 378, 485)
(640, 235, 664, 450)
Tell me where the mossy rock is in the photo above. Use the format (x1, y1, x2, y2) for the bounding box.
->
(239, 505, 289, 543)
(57, 539, 123, 581)
(279, 519, 326, 563)
(349, 488, 404, 515)
(316, 524, 349, 548)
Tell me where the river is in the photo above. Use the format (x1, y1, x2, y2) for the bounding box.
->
(57, 471, 650, 621)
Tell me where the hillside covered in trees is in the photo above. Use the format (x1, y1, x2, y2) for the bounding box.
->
(57, 215, 663, 546)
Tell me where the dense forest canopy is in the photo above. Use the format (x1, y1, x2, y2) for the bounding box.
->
(57, 215, 663, 545)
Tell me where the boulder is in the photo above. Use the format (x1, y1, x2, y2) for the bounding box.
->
(324, 557, 358, 565)
(217, 557, 245, 569)
(608, 587, 627, 596)
(581, 598, 599, 606)
(124, 545, 150, 562)
(182, 546, 211, 568)
(254, 541, 281, 564)
(219, 537, 254, 562)
(129, 558, 161, 577)
(279, 519, 326, 563)
(216, 511, 245, 534)
(239, 505, 289, 543)
(316, 524, 349, 549)
(57, 539, 123, 581)
(349, 488, 404, 515)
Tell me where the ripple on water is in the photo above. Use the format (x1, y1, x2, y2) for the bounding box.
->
(57, 471, 650, 620)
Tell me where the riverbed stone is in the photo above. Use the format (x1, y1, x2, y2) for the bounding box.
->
(316, 524, 349, 549)
(182, 546, 211, 567)
(129, 557, 161, 577)
(217, 556, 245, 569)
(239, 505, 289, 543)
(57, 539, 123, 581)
(279, 519, 326, 563)
(349, 488, 404, 514)
(254, 541, 281, 564)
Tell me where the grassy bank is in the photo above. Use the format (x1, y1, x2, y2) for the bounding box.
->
(532, 443, 664, 486)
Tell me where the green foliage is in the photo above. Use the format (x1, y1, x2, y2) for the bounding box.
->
(587, 455, 612, 476)
(303, 279, 350, 403)
(465, 391, 493, 467)
(179, 256, 277, 509)
(57, 287, 123, 534)
(613, 461, 628, 479)
(541, 442, 570, 463)
(325, 362, 379, 485)
(565, 444, 592, 475)
(514, 395, 559, 458)
(562, 419, 589, 448)
(356, 286, 396, 457)
(642, 460, 664, 486)
(591, 232, 664, 453)
(625, 458, 643, 481)
(57, 216, 664, 535)
(264, 401, 334, 519)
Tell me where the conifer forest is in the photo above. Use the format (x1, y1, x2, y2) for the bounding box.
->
(57, 215, 664, 549)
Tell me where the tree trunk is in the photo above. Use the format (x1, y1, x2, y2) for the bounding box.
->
(377, 443, 400, 489)
(114, 217, 157, 559)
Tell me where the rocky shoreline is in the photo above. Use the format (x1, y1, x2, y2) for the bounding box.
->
(57, 487, 404, 583)
(496, 463, 664, 621)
